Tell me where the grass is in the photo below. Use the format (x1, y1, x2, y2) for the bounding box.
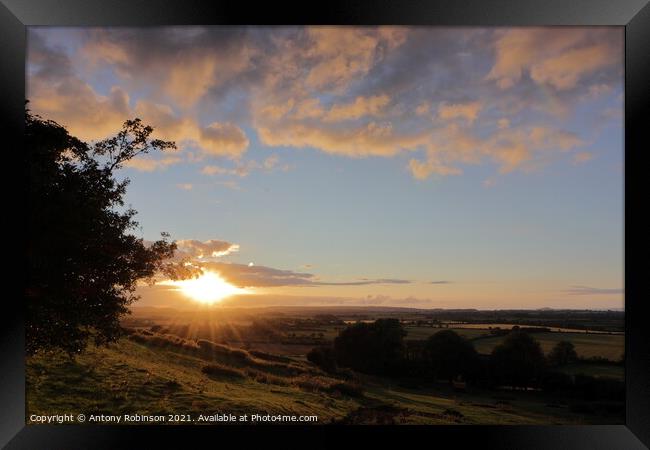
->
(26, 331, 623, 425)
(26, 338, 354, 422)
(472, 332, 624, 361)
(557, 363, 624, 381)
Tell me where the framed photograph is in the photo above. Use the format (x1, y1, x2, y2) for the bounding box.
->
(4, 0, 649, 447)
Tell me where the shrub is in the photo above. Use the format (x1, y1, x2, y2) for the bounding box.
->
(330, 381, 364, 397)
(334, 319, 406, 375)
(196, 340, 253, 364)
(577, 375, 624, 401)
(245, 369, 289, 386)
(292, 375, 333, 392)
(425, 330, 480, 382)
(541, 371, 573, 393)
(201, 363, 246, 379)
(490, 332, 546, 387)
(249, 350, 292, 364)
(307, 346, 338, 373)
(443, 408, 464, 420)
(548, 341, 578, 366)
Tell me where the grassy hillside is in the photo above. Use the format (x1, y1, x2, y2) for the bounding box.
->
(26, 331, 622, 425)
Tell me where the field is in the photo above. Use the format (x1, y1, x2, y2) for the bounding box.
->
(26, 307, 625, 425)
(557, 363, 624, 381)
(471, 332, 624, 361)
(26, 335, 621, 425)
(405, 326, 490, 341)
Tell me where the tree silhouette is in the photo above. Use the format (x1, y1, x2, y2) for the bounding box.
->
(334, 319, 406, 374)
(548, 340, 578, 366)
(425, 329, 480, 382)
(27, 110, 178, 355)
(490, 331, 546, 387)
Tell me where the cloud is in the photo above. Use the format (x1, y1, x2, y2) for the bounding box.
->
(565, 285, 624, 295)
(438, 101, 482, 123)
(573, 151, 594, 165)
(487, 28, 622, 91)
(175, 239, 240, 259)
(407, 123, 586, 178)
(27, 27, 622, 181)
(300, 27, 408, 92)
(190, 261, 410, 288)
(429, 280, 451, 284)
(123, 155, 183, 172)
(257, 121, 430, 158)
(483, 177, 497, 188)
(263, 154, 279, 170)
(133, 100, 248, 158)
(201, 165, 229, 176)
(200, 154, 288, 177)
(216, 180, 241, 190)
(408, 156, 462, 179)
(199, 122, 249, 157)
(27, 32, 248, 161)
(324, 95, 391, 122)
(176, 183, 193, 190)
(80, 27, 257, 108)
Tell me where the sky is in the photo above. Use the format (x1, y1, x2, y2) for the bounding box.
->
(26, 26, 624, 310)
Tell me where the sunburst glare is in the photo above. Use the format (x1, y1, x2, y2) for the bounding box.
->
(160, 271, 247, 304)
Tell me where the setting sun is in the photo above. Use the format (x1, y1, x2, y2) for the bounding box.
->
(160, 271, 246, 304)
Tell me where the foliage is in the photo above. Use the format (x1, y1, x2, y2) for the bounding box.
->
(27, 111, 177, 355)
(424, 329, 481, 381)
(490, 331, 546, 387)
(26, 335, 624, 424)
(306, 346, 338, 373)
(201, 363, 246, 379)
(548, 340, 578, 366)
(334, 318, 406, 374)
(329, 381, 364, 397)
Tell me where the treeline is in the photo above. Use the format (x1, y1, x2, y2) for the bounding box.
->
(307, 319, 623, 402)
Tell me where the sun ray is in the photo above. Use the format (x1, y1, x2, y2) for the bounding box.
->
(160, 271, 248, 304)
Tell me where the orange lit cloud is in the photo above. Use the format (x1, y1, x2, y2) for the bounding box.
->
(407, 123, 585, 178)
(301, 27, 408, 92)
(487, 28, 621, 90)
(324, 95, 391, 122)
(438, 101, 482, 123)
(123, 156, 183, 172)
(175, 239, 240, 259)
(257, 121, 430, 158)
(198, 261, 411, 288)
(200, 155, 288, 177)
(573, 151, 594, 164)
(27, 27, 621, 181)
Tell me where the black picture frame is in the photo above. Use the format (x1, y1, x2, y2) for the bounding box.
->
(3, 1, 649, 448)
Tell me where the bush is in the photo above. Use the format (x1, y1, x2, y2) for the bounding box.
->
(245, 369, 289, 386)
(425, 330, 480, 382)
(541, 371, 574, 393)
(195, 340, 255, 365)
(334, 319, 406, 375)
(548, 341, 578, 366)
(249, 350, 292, 364)
(307, 346, 338, 373)
(490, 332, 546, 387)
(201, 363, 246, 379)
(574, 374, 624, 401)
(330, 381, 364, 397)
(442, 408, 464, 420)
(292, 375, 333, 392)
(127, 330, 198, 351)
